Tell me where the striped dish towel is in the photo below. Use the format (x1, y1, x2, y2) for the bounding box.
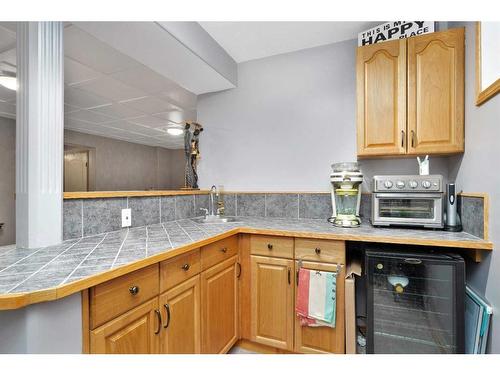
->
(296, 268, 337, 328)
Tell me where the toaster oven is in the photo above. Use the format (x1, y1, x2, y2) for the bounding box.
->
(371, 175, 444, 228)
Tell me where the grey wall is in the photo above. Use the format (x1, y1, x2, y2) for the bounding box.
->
(197, 39, 450, 192)
(447, 22, 500, 354)
(157, 147, 185, 190)
(65, 130, 185, 191)
(0, 292, 82, 353)
(0, 117, 15, 246)
(196, 29, 499, 353)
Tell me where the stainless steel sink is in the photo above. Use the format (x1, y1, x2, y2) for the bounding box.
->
(191, 216, 242, 224)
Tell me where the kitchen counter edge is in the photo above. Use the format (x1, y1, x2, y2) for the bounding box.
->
(0, 225, 492, 310)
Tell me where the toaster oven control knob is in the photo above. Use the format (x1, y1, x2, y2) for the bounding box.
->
(383, 180, 393, 189)
(396, 181, 405, 189)
(409, 180, 418, 189)
(422, 180, 431, 189)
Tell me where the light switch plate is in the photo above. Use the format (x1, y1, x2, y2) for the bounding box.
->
(122, 208, 131, 227)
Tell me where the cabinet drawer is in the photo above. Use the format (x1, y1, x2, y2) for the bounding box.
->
(160, 249, 201, 292)
(201, 236, 238, 270)
(250, 235, 294, 259)
(295, 238, 345, 264)
(90, 264, 159, 329)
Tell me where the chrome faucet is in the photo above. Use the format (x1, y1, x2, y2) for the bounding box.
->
(199, 185, 222, 218)
(209, 185, 218, 216)
(196, 185, 232, 223)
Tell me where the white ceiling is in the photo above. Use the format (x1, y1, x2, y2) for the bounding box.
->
(0, 21, 384, 148)
(0, 23, 198, 149)
(199, 21, 381, 63)
(75, 22, 236, 95)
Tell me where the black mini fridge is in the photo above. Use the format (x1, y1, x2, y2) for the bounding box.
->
(365, 249, 465, 354)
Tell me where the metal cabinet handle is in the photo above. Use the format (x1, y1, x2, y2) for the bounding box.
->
(163, 304, 171, 329)
(288, 268, 291, 285)
(411, 130, 416, 148)
(220, 247, 227, 253)
(236, 262, 242, 278)
(129, 285, 139, 295)
(154, 309, 162, 334)
(267, 244, 273, 250)
(182, 263, 190, 271)
(404, 258, 422, 265)
(315, 247, 321, 255)
(401, 130, 405, 148)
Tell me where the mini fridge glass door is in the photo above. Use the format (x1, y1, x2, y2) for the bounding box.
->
(366, 251, 465, 354)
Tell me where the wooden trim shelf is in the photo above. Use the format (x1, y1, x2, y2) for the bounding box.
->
(459, 192, 488, 199)
(64, 191, 490, 200)
(239, 227, 493, 250)
(63, 190, 333, 200)
(224, 191, 331, 195)
(63, 190, 210, 199)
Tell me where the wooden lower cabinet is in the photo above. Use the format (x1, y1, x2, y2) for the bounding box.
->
(201, 255, 239, 353)
(159, 276, 201, 354)
(294, 261, 345, 354)
(250, 255, 294, 351)
(86, 235, 347, 355)
(90, 298, 160, 354)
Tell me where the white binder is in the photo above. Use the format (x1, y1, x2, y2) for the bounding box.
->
(465, 285, 493, 354)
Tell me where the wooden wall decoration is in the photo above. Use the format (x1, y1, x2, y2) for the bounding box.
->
(476, 22, 500, 105)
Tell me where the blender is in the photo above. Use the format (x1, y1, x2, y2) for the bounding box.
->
(329, 162, 363, 227)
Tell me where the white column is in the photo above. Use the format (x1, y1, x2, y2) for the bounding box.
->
(16, 22, 64, 248)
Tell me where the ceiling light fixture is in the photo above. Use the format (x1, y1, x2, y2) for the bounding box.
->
(0, 71, 17, 91)
(167, 128, 184, 136)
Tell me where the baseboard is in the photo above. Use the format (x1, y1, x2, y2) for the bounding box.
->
(234, 339, 295, 354)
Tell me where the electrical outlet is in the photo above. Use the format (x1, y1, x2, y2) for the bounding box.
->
(122, 208, 131, 228)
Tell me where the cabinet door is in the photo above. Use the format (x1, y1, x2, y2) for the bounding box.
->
(407, 28, 465, 155)
(294, 261, 345, 354)
(356, 39, 407, 157)
(201, 255, 239, 353)
(90, 298, 160, 354)
(159, 276, 201, 354)
(251, 255, 294, 350)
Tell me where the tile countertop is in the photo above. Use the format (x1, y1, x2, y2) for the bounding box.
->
(0, 217, 492, 308)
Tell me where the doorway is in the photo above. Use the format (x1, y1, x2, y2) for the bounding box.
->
(64, 150, 89, 192)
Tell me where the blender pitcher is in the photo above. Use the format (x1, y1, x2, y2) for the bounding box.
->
(329, 162, 363, 227)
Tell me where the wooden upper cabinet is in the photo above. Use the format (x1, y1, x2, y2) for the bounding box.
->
(159, 276, 201, 354)
(407, 28, 465, 154)
(357, 39, 407, 157)
(250, 255, 294, 351)
(201, 256, 239, 353)
(90, 298, 160, 354)
(356, 28, 465, 158)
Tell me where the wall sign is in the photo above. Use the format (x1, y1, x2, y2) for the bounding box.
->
(358, 21, 434, 46)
